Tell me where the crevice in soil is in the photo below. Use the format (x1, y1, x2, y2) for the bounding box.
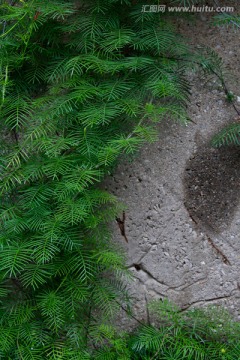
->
(129, 263, 187, 291)
(181, 293, 236, 311)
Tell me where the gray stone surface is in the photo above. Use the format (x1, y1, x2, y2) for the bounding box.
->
(104, 7, 240, 327)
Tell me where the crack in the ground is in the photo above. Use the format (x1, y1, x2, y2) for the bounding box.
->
(181, 292, 236, 311)
(136, 243, 158, 263)
(129, 263, 240, 310)
(128, 262, 209, 293)
(128, 262, 240, 314)
(167, 276, 208, 292)
(127, 243, 158, 269)
(128, 263, 184, 289)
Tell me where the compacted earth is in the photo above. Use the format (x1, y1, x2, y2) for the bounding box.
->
(104, 2, 240, 327)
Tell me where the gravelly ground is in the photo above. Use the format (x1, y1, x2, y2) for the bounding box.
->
(104, 3, 240, 328)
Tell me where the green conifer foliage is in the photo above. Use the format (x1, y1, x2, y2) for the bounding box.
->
(92, 300, 240, 360)
(212, 122, 240, 147)
(0, 0, 192, 357)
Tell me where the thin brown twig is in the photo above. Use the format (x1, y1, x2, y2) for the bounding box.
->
(115, 299, 146, 327)
(116, 211, 129, 243)
(187, 211, 231, 265)
(206, 235, 231, 265)
(145, 294, 151, 326)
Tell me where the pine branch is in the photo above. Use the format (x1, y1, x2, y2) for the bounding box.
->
(213, 0, 240, 29)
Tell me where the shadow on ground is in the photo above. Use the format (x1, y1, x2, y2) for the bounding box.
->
(184, 145, 240, 233)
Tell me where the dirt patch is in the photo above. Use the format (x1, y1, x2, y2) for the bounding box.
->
(104, 5, 240, 328)
(184, 144, 240, 233)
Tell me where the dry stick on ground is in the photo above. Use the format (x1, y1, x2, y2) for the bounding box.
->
(114, 299, 146, 327)
(206, 235, 230, 265)
(116, 211, 129, 243)
(187, 210, 231, 265)
(145, 294, 151, 326)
